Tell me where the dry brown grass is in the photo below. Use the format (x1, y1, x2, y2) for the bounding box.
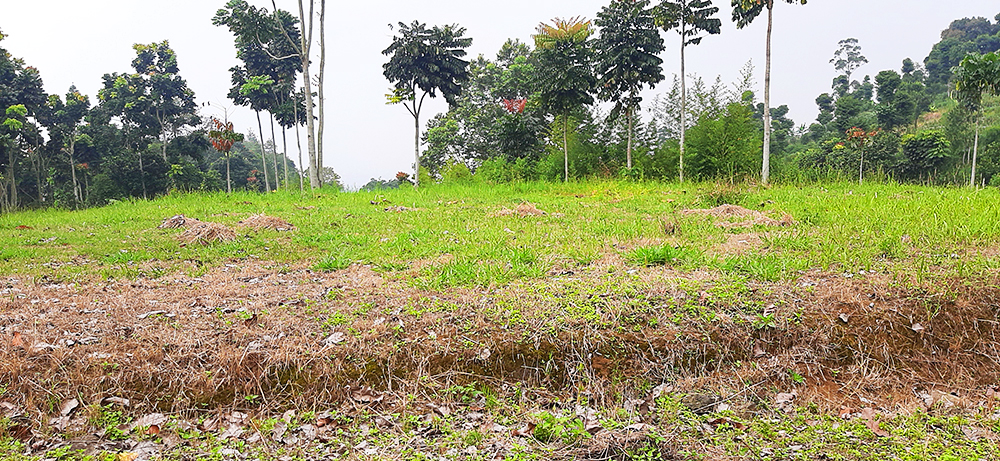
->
(237, 214, 295, 231)
(494, 203, 547, 217)
(1, 261, 998, 443)
(177, 222, 237, 245)
(157, 214, 203, 229)
(682, 204, 794, 228)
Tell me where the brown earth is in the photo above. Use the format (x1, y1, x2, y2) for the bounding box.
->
(1, 262, 999, 456)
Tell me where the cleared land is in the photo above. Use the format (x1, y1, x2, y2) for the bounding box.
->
(1, 181, 999, 460)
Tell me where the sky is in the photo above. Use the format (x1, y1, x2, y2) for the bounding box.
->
(3, 1, 999, 188)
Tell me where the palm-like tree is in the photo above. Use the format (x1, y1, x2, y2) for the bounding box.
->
(655, 0, 721, 182)
(533, 17, 596, 182)
(953, 51, 1000, 187)
(383, 21, 473, 187)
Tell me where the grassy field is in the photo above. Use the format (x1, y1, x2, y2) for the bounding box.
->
(3, 180, 1000, 284)
(1, 180, 999, 460)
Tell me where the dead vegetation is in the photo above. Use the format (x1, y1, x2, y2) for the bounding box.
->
(177, 222, 237, 245)
(159, 214, 296, 245)
(682, 204, 794, 228)
(237, 214, 295, 231)
(494, 202, 547, 217)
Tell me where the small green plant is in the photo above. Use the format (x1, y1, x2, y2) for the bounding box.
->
(313, 254, 352, 272)
(531, 411, 589, 444)
(627, 245, 699, 267)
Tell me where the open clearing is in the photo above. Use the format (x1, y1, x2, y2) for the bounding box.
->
(2, 181, 1000, 460)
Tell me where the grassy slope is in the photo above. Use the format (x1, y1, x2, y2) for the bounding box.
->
(1, 180, 1000, 461)
(2, 180, 999, 285)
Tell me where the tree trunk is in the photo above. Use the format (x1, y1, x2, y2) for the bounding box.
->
(563, 113, 569, 182)
(859, 151, 864, 184)
(413, 104, 421, 187)
(971, 117, 980, 188)
(761, 2, 774, 185)
(226, 153, 232, 194)
(7, 144, 15, 210)
(295, 0, 320, 190)
(626, 107, 633, 170)
(254, 110, 270, 191)
(269, 113, 280, 190)
(281, 125, 289, 191)
(69, 128, 80, 208)
(138, 149, 148, 200)
(679, 20, 686, 183)
(294, 92, 305, 192)
(317, 0, 326, 188)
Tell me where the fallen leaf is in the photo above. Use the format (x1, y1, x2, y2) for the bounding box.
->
(243, 313, 258, 327)
(129, 413, 167, 432)
(511, 422, 536, 437)
(707, 417, 746, 430)
(101, 396, 131, 407)
(59, 398, 79, 417)
(322, 332, 345, 346)
(117, 453, 139, 461)
(11, 331, 24, 348)
(911, 323, 925, 333)
(350, 386, 384, 404)
(861, 407, 890, 437)
(838, 313, 850, 324)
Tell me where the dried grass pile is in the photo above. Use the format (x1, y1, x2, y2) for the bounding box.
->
(494, 203, 547, 217)
(177, 222, 236, 245)
(157, 214, 204, 229)
(237, 214, 295, 231)
(681, 204, 793, 228)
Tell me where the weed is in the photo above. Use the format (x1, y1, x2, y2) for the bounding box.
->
(627, 245, 700, 267)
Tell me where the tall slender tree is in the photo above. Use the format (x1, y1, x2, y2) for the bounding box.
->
(594, 0, 665, 170)
(534, 17, 597, 182)
(43, 87, 90, 208)
(731, 0, 807, 184)
(953, 51, 1000, 187)
(131, 41, 199, 166)
(383, 21, 473, 187)
(654, 0, 720, 182)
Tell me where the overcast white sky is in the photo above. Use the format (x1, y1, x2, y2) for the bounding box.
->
(3, 1, 998, 187)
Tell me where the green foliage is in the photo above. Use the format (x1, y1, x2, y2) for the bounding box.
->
(684, 101, 762, 179)
(382, 21, 473, 107)
(533, 17, 597, 179)
(627, 245, 700, 267)
(899, 130, 951, 180)
(594, 0, 665, 119)
(830, 38, 868, 80)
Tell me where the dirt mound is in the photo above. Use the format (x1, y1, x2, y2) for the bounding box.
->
(157, 214, 203, 229)
(237, 214, 295, 231)
(494, 203, 547, 217)
(177, 222, 237, 244)
(682, 204, 794, 228)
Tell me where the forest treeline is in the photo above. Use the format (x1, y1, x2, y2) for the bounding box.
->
(399, 6, 1000, 189)
(2, 2, 1000, 210)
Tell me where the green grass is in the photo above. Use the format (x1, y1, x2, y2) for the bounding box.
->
(1, 180, 999, 287)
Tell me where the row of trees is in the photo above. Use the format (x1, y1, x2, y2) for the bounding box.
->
(376, 4, 1000, 188)
(381, 0, 810, 186)
(0, 0, 336, 212)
